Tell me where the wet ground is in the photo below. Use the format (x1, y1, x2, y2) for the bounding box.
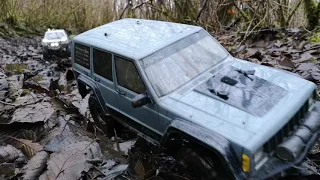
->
(0, 29, 320, 179)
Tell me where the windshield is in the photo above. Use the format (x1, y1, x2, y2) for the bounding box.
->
(140, 30, 228, 96)
(45, 31, 65, 40)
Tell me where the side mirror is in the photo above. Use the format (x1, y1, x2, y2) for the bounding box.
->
(132, 94, 151, 108)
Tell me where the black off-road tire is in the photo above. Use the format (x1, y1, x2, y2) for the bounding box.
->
(89, 95, 115, 137)
(43, 48, 49, 60)
(177, 146, 221, 180)
(66, 45, 71, 57)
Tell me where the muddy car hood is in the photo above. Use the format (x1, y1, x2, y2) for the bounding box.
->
(160, 57, 316, 152)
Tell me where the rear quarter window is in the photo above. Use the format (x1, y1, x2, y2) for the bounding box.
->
(93, 48, 113, 81)
(74, 43, 90, 69)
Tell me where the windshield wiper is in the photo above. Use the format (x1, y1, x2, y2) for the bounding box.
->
(235, 68, 255, 81)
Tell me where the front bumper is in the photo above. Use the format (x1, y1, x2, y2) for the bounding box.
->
(252, 101, 320, 180)
(44, 43, 69, 52)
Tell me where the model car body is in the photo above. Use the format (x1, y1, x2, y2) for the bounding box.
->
(71, 19, 320, 179)
(41, 29, 71, 59)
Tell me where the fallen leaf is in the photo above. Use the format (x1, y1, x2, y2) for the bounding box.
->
(9, 137, 43, 159)
(296, 52, 314, 63)
(0, 78, 8, 91)
(9, 102, 54, 124)
(274, 40, 284, 48)
(311, 66, 320, 81)
(0, 145, 26, 163)
(279, 57, 295, 68)
(39, 141, 102, 180)
(297, 63, 315, 72)
(7, 74, 24, 97)
(118, 139, 136, 156)
(45, 134, 91, 152)
(0, 163, 15, 177)
(24, 68, 59, 92)
(22, 151, 49, 180)
(100, 164, 128, 179)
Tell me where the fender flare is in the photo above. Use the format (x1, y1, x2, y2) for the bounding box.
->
(77, 75, 109, 114)
(161, 119, 244, 180)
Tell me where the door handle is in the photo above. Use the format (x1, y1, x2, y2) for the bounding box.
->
(94, 78, 100, 82)
(116, 89, 126, 95)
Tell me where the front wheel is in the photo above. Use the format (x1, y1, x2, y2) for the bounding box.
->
(43, 48, 49, 60)
(176, 147, 220, 180)
(66, 45, 71, 57)
(89, 95, 114, 137)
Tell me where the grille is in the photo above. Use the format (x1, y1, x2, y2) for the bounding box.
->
(263, 100, 309, 153)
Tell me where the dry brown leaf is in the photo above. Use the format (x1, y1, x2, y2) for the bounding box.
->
(9, 137, 43, 159)
(0, 144, 26, 163)
(22, 151, 49, 180)
(10, 102, 54, 124)
(39, 141, 102, 180)
(45, 134, 91, 152)
(296, 52, 314, 63)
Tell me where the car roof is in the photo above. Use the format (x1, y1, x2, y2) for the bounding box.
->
(73, 18, 202, 60)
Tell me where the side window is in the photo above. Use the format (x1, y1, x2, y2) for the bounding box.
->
(93, 48, 113, 81)
(115, 56, 146, 94)
(74, 43, 90, 69)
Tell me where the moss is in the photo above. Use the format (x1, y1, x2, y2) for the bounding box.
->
(5, 63, 29, 73)
(30, 75, 44, 82)
(311, 57, 318, 63)
(304, 0, 320, 30)
(310, 32, 320, 44)
(69, 34, 76, 40)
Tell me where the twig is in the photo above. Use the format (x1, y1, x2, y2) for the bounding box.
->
(233, 0, 250, 22)
(133, 0, 150, 9)
(0, 98, 43, 107)
(114, 128, 120, 152)
(93, 166, 109, 177)
(240, 1, 263, 43)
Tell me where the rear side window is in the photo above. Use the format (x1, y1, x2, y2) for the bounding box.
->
(93, 49, 113, 81)
(74, 43, 90, 69)
(115, 56, 146, 94)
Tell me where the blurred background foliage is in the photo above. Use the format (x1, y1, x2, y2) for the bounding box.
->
(0, 0, 319, 35)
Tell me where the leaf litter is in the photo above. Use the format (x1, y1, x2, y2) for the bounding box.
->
(0, 29, 320, 179)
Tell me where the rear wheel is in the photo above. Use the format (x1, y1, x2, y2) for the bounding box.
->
(176, 146, 220, 180)
(89, 95, 114, 137)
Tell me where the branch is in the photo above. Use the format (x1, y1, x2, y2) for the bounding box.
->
(119, 1, 131, 19)
(196, 0, 208, 23)
(285, 0, 303, 25)
(277, 0, 286, 27)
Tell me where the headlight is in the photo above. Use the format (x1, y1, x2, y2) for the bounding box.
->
(50, 42, 60, 47)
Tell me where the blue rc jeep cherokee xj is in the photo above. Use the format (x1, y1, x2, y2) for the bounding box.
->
(71, 18, 320, 180)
